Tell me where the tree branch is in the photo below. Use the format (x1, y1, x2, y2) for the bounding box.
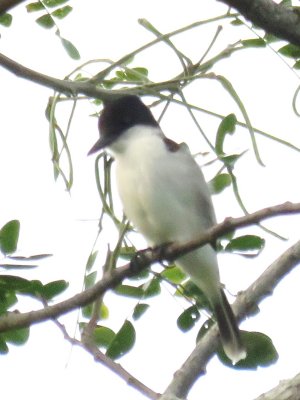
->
(83, 341, 160, 400)
(218, 0, 300, 47)
(0, 263, 134, 332)
(0, 0, 25, 15)
(254, 372, 300, 400)
(0, 52, 114, 101)
(161, 239, 300, 399)
(0, 201, 299, 333)
(163, 201, 300, 260)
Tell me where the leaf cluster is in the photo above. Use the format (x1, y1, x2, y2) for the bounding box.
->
(0, 220, 68, 354)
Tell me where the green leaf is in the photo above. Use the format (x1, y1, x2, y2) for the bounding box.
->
(0, 277, 45, 298)
(41, 280, 68, 300)
(215, 114, 237, 155)
(142, 277, 161, 298)
(26, 2, 45, 12)
(9, 253, 52, 261)
(230, 18, 243, 26)
(60, 37, 80, 59)
(161, 265, 186, 284)
(264, 33, 279, 43)
(177, 281, 210, 309)
(0, 263, 38, 269)
(102, 77, 121, 89)
(0, 336, 9, 354)
(86, 251, 98, 271)
(82, 304, 93, 318)
(225, 235, 265, 254)
(51, 5, 72, 19)
(36, 14, 55, 29)
(0, 13, 12, 27)
(124, 67, 148, 81)
(0, 275, 31, 291)
(209, 173, 232, 195)
(0, 290, 18, 315)
(218, 331, 279, 369)
(82, 301, 109, 319)
(106, 320, 136, 359)
(99, 302, 110, 320)
(196, 318, 214, 342)
(43, 0, 69, 7)
(114, 284, 144, 298)
(220, 151, 246, 167)
(132, 303, 149, 320)
(241, 38, 266, 48)
(18, 279, 44, 297)
(4, 327, 29, 345)
(115, 70, 126, 80)
(177, 305, 200, 332)
(93, 326, 115, 348)
(85, 271, 97, 289)
(293, 60, 300, 70)
(119, 246, 136, 260)
(0, 220, 20, 254)
(74, 73, 89, 82)
(278, 44, 300, 59)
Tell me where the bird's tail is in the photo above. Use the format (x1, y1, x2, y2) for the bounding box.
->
(213, 290, 246, 364)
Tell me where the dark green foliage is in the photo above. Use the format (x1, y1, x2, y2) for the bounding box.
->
(215, 114, 237, 156)
(36, 14, 55, 28)
(0, 220, 20, 255)
(132, 303, 149, 320)
(241, 38, 266, 48)
(225, 235, 265, 256)
(218, 331, 279, 369)
(278, 44, 300, 59)
(106, 320, 136, 360)
(177, 305, 200, 332)
(0, 13, 12, 27)
(209, 173, 232, 195)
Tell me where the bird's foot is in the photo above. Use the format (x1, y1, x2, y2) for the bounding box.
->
(129, 243, 173, 274)
(129, 247, 153, 274)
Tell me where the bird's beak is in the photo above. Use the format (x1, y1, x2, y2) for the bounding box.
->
(88, 135, 113, 155)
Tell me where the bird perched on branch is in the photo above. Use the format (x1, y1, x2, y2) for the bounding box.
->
(89, 94, 246, 364)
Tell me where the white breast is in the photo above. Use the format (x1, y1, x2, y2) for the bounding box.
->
(111, 125, 216, 247)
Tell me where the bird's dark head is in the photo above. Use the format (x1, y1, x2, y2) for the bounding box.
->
(88, 95, 158, 155)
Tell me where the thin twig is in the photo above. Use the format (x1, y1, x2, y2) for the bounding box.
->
(49, 313, 159, 400)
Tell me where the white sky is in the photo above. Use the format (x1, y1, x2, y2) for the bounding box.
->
(1, 1, 300, 399)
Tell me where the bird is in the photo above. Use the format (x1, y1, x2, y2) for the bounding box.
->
(88, 94, 246, 364)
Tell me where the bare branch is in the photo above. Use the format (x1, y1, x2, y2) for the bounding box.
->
(254, 372, 300, 400)
(83, 341, 160, 400)
(0, 201, 299, 333)
(161, 240, 300, 399)
(52, 317, 159, 400)
(218, 0, 300, 47)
